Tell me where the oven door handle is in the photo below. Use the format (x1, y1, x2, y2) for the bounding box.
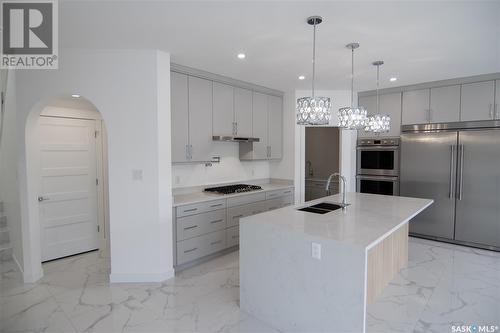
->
(356, 175, 399, 182)
(356, 146, 399, 151)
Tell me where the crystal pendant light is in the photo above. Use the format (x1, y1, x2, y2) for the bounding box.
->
(365, 61, 391, 133)
(338, 43, 367, 129)
(296, 16, 331, 125)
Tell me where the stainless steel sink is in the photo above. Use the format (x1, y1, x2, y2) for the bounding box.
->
(297, 202, 348, 214)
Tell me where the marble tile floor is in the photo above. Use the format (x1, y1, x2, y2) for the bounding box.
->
(1, 237, 499, 333)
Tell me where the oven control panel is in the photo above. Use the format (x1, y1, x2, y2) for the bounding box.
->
(357, 138, 400, 146)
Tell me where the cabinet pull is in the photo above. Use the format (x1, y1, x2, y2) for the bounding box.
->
(233, 214, 244, 219)
(252, 211, 262, 215)
(268, 206, 278, 210)
(210, 203, 223, 208)
(210, 219, 223, 224)
(210, 240, 222, 246)
(495, 104, 499, 119)
(183, 208, 197, 213)
(184, 247, 198, 254)
(235, 122, 238, 135)
(283, 190, 292, 194)
(489, 104, 494, 119)
(184, 225, 198, 230)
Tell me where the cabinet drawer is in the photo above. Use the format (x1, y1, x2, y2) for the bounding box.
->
(227, 201, 268, 227)
(176, 209, 226, 241)
(176, 199, 226, 217)
(176, 230, 226, 265)
(226, 226, 239, 247)
(267, 195, 294, 211)
(227, 192, 266, 207)
(265, 188, 294, 200)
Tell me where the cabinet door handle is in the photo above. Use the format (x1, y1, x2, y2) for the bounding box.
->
(185, 145, 190, 160)
(235, 122, 238, 135)
(183, 208, 197, 213)
(183, 225, 198, 230)
(210, 240, 223, 246)
(252, 211, 262, 215)
(283, 190, 292, 194)
(184, 247, 198, 254)
(495, 104, 498, 119)
(210, 203, 223, 208)
(489, 104, 494, 119)
(210, 219, 223, 224)
(232, 214, 244, 219)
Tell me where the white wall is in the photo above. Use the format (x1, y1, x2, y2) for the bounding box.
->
(0, 71, 24, 271)
(293, 90, 358, 203)
(15, 49, 173, 283)
(172, 142, 270, 188)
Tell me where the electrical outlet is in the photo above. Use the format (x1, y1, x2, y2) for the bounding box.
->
(311, 242, 321, 260)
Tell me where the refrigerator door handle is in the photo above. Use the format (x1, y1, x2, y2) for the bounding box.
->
(449, 145, 456, 199)
(457, 144, 464, 200)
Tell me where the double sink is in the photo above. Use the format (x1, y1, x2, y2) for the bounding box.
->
(297, 202, 348, 214)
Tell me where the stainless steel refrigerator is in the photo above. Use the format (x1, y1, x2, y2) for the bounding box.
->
(401, 121, 500, 250)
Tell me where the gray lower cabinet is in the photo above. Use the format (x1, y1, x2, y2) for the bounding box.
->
(177, 209, 226, 241)
(227, 200, 268, 228)
(174, 187, 294, 266)
(177, 230, 226, 265)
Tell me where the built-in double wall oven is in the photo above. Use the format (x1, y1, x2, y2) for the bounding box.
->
(356, 138, 400, 196)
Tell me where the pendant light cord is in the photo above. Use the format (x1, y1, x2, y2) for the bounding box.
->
(312, 21, 316, 98)
(376, 64, 380, 114)
(351, 47, 354, 108)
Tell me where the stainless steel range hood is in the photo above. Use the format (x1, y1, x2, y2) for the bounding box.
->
(212, 135, 260, 142)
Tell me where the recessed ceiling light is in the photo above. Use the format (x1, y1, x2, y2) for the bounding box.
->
(390, 77, 397, 82)
(71, 94, 80, 98)
(237, 53, 246, 59)
(298, 75, 305, 80)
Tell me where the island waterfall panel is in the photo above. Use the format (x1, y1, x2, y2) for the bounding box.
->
(366, 223, 408, 304)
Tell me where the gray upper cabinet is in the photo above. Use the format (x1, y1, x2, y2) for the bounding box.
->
(251, 92, 269, 159)
(461, 81, 495, 121)
(188, 76, 213, 162)
(496, 80, 500, 119)
(171, 72, 189, 163)
(212, 82, 234, 136)
(268, 95, 283, 159)
(402, 89, 430, 125)
(234, 88, 253, 137)
(429, 85, 460, 123)
(358, 92, 401, 138)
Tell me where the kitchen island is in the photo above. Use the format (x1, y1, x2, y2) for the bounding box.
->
(240, 192, 432, 333)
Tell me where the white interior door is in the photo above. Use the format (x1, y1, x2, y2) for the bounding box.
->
(39, 116, 99, 262)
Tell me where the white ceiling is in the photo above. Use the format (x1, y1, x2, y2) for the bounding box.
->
(60, 1, 500, 92)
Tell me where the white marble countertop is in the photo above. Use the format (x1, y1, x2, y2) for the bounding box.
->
(241, 192, 433, 250)
(173, 183, 294, 207)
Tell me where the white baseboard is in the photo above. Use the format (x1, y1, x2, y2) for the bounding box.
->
(23, 266, 44, 283)
(109, 269, 175, 283)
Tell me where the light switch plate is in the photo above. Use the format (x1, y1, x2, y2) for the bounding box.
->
(311, 242, 321, 260)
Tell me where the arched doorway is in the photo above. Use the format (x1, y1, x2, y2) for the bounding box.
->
(25, 95, 110, 274)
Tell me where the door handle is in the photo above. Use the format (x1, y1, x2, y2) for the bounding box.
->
(457, 144, 464, 200)
(38, 196, 49, 202)
(449, 145, 456, 199)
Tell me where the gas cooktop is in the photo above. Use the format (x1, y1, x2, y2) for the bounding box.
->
(204, 184, 262, 195)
